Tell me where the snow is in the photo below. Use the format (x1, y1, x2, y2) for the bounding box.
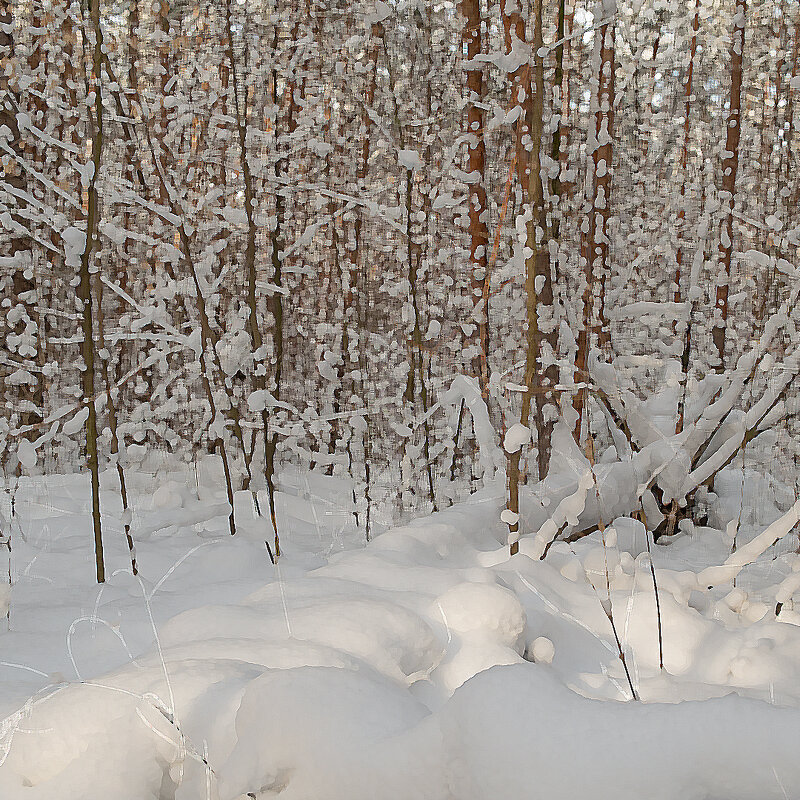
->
(62, 407, 90, 437)
(499, 508, 519, 526)
(2, 464, 800, 798)
(440, 376, 504, 480)
(61, 227, 86, 269)
(247, 390, 276, 414)
(503, 422, 530, 453)
(15, 440, 36, 470)
(530, 635, 555, 663)
(425, 319, 441, 339)
(365, 0, 392, 24)
(397, 149, 423, 171)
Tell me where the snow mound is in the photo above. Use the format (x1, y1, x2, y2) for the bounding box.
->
(3, 470, 800, 799)
(435, 581, 526, 647)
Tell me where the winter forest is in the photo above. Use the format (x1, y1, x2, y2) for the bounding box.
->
(3, 0, 800, 796)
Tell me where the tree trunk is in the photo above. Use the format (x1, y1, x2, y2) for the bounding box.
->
(463, 0, 490, 402)
(502, 0, 551, 554)
(265, 24, 287, 557)
(712, 0, 746, 372)
(673, 0, 700, 438)
(95, 276, 137, 574)
(786, 7, 800, 191)
(350, 20, 383, 539)
(223, 0, 275, 505)
(79, 0, 107, 583)
(574, 0, 616, 443)
(550, 0, 567, 236)
(0, 0, 42, 438)
(591, 3, 615, 351)
(128, 75, 239, 539)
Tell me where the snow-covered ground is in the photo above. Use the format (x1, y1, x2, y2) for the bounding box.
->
(2, 461, 800, 799)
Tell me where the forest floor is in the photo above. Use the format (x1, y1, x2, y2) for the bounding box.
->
(1, 460, 800, 799)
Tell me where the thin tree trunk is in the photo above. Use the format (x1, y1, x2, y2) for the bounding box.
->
(786, 7, 800, 191)
(501, 0, 529, 556)
(265, 24, 287, 558)
(770, 0, 786, 252)
(325, 98, 350, 474)
(223, 0, 276, 517)
(712, 0, 746, 372)
(673, 0, 700, 308)
(128, 84, 239, 538)
(530, 0, 559, 485)
(403, 163, 438, 511)
(96, 275, 137, 574)
(575, 0, 616, 443)
(591, 4, 615, 351)
(0, 0, 42, 438)
(550, 0, 567, 238)
(463, 0, 490, 402)
(380, 26, 437, 512)
(415, 10, 438, 510)
(79, 0, 106, 583)
(673, 0, 700, 439)
(503, 0, 550, 554)
(112, 22, 253, 528)
(350, 20, 383, 539)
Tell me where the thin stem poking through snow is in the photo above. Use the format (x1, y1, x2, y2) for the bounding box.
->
(644, 528, 664, 671)
(587, 434, 638, 700)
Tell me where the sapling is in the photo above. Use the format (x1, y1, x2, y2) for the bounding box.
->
(1, 491, 10, 629)
(4, 462, 31, 597)
(643, 526, 664, 671)
(221, 0, 283, 557)
(128, 85, 240, 538)
(96, 273, 137, 575)
(70, 0, 108, 584)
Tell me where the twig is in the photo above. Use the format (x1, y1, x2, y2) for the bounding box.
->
(586, 434, 639, 700)
(643, 527, 664, 671)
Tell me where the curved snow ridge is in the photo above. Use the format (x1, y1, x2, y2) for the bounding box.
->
(157, 593, 444, 685)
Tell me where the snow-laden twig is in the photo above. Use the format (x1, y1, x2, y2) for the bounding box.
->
(696, 497, 800, 589)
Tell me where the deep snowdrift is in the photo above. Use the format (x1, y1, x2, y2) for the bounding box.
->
(1, 466, 800, 799)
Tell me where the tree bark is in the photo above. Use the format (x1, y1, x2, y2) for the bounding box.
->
(463, 0, 490, 402)
(79, 0, 107, 583)
(502, 0, 552, 554)
(712, 0, 745, 372)
(264, 24, 287, 557)
(0, 0, 43, 437)
(673, 0, 700, 438)
(223, 0, 276, 507)
(575, 0, 616, 443)
(96, 275, 137, 574)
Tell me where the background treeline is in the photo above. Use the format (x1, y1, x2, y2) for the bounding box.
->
(2, 0, 799, 577)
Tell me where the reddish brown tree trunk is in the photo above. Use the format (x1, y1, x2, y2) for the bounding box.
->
(674, 0, 700, 308)
(463, 0, 490, 401)
(502, 0, 553, 554)
(592, 14, 615, 351)
(787, 8, 800, 180)
(575, 3, 616, 443)
(712, 0, 746, 372)
(0, 0, 43, 436)
(551, 0, 568, 230)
